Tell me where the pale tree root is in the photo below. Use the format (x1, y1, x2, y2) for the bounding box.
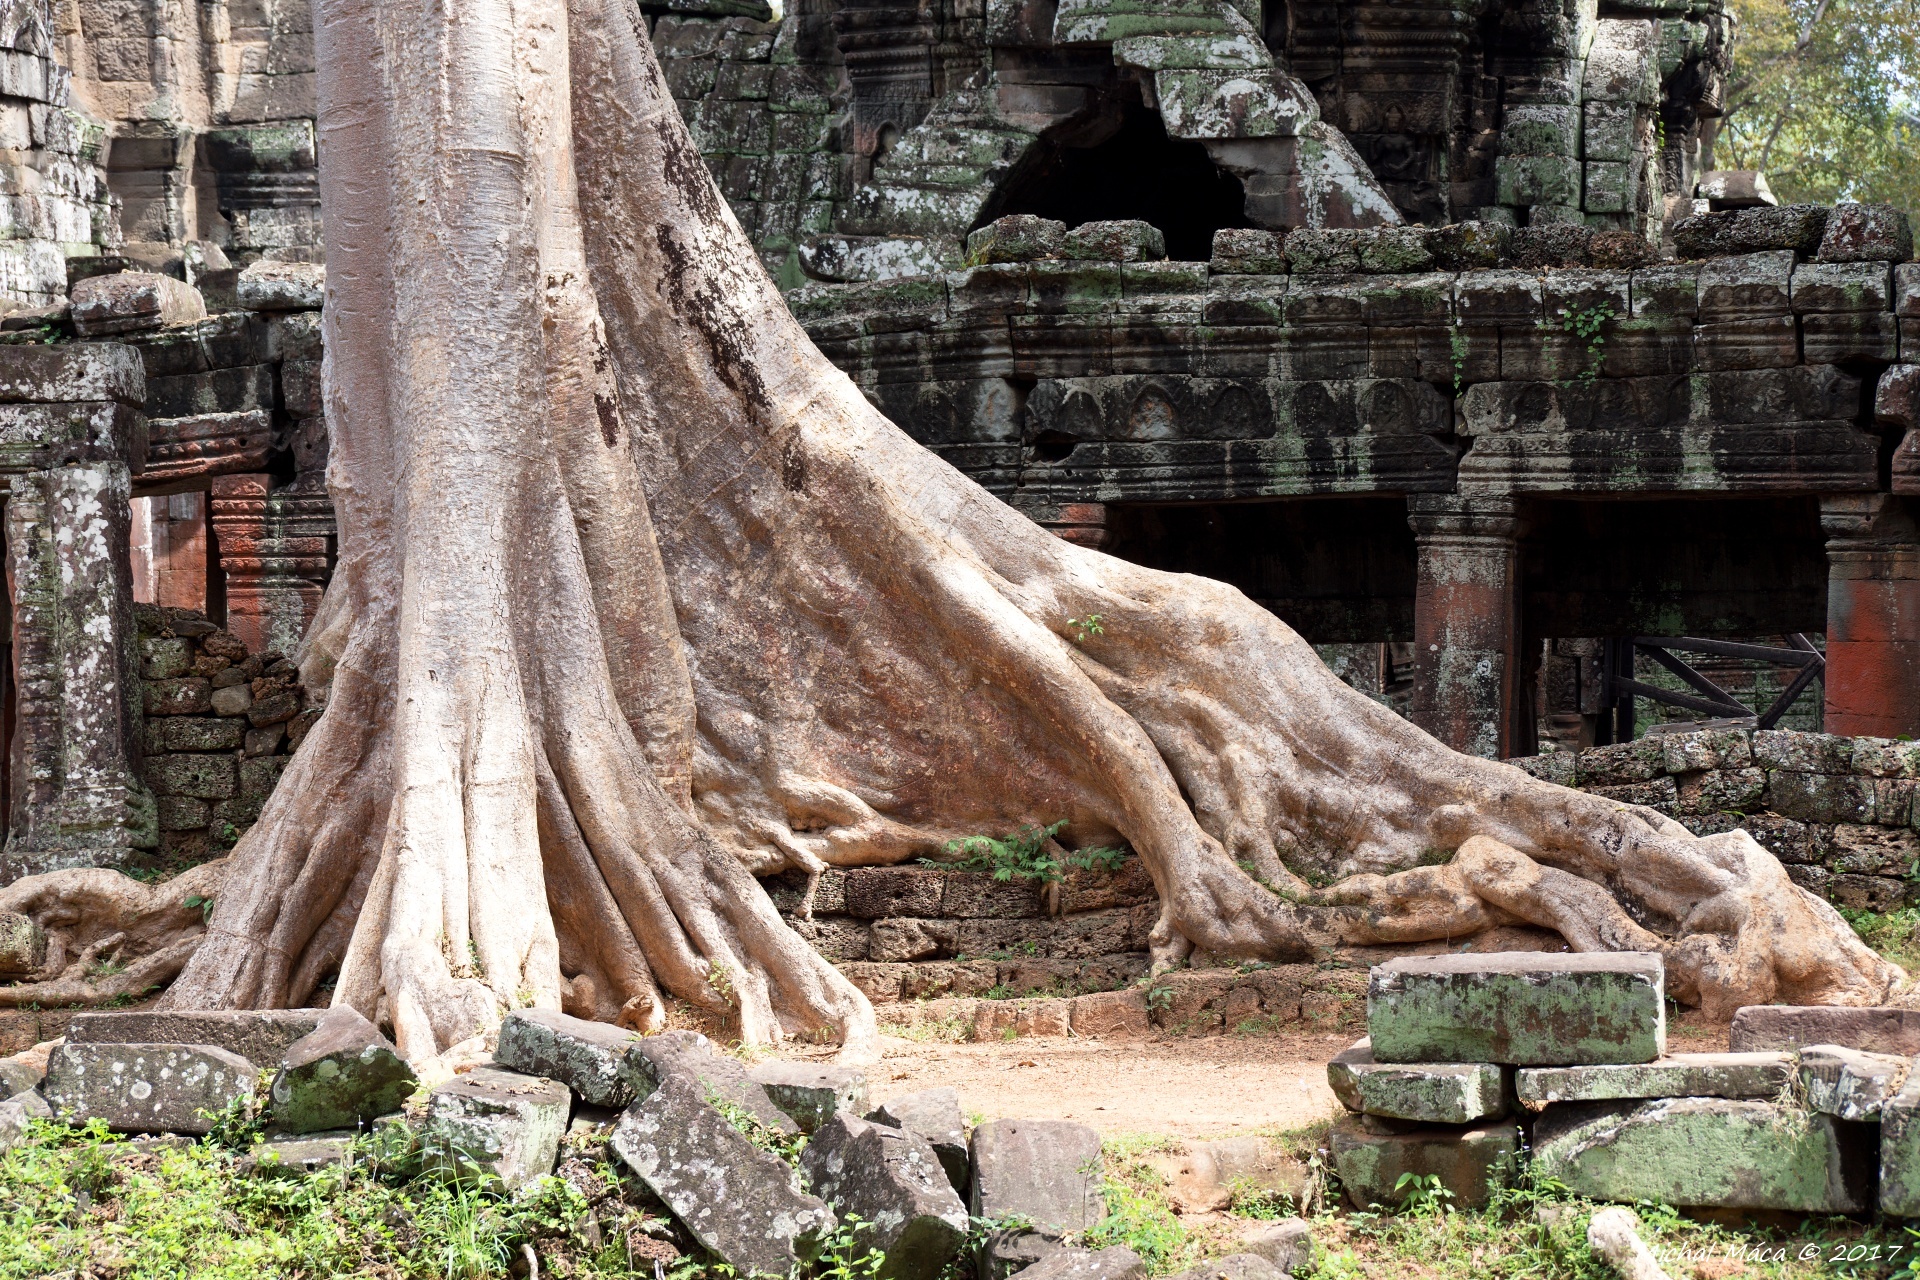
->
(0, 862, 225, 1008)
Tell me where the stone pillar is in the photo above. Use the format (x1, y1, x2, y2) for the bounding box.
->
(0, 344, 156, 879)
(1407, 494, 1525, 759)
(210, 473, 330, 656)
(1819, 494, 1920, 738)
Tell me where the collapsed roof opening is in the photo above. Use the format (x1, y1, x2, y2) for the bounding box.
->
(976, 94, 1251, 262)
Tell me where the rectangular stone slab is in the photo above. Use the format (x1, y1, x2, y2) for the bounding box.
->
(419, 1066, 570, 1191)
(42, 1042, 256, 1134)
(1532, 1097, 1874, 1213)
(1515, 1052, 1793, 1105)
(1367, 952, 1664, 1065)
(748, 1061, 868, 1134)
(1731, 1005, 1920, 1056)
(1880, 1075, 1920, 1217)
(1326, 1038, 1510, 1123)
(496, 1008, 638, 1108)
(1799, 1044, 1909, 1120)
(1326, 1115, 1520, 1211)
(66, 1009, 324, 1068)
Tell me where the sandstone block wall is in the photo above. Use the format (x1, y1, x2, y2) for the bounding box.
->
(1516, 728, 1920, 913)
(134, 604, 314, 869)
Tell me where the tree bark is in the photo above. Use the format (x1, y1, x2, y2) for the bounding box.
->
(1, 0, 1900, 1059)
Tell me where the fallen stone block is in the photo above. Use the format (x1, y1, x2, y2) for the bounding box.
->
(1063, 220, 1165, 263)
(1367, 953, 1664, 1066)
(985, 1231, 1068, 1280)
(1515, 1052, 1793, 1105)
(270, 1006, 415, 1134)
(1326, 1115, 1520, 1211)
(970, 1118, 1105, 1233)
(622, 1030, 797, 1134)
(749, 1061, 867, 1134)
(1326, 1038, 1510, 1123)
(67, 1008, 324, 1067)
(1730, 1005, 1920, 1056)
(1880, 1074, 1920, 1216)
(802, 1113, 968, 1280)
(42, 1042, 256, 1135)
(418, 1066, 569, 1190)
(240, 1132, 353, 1177)
(1531, 1097, 1874, 1212)
(871, 1085, 970, 1192)
(1, 1054, 44, 1098)
(497, 1008, 637, 1108)
(0, 912, 46, 978)
(71, 272, 206, 336)
(236, 260, 325, 311)
(0, 1089, 49, 1154)
(1164, 1255, 1285, 1280)
(1010, 1247, 1146, 1280)
(967, 216, 1066, 264)
(610, 1073, 835, 1276)
(1799, 1044, 1908, 1120)
(1238, 1219, 1315, 1275)
(1147, 1136, 1304, 1214)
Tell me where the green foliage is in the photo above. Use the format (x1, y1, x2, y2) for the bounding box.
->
(1720, 0, 1920, 222)
(183, 894, 215, 923)
(1082, 1176, 1190, 1272)
(814, 1214, 887, 1280)
(1391, 1171, 1453, 1217)
(1065, 614, 1105, 645)
(1838, 905, 1920, 970)
(709, 1094, 808, 1166)
(940, 821, 1126, 886)
(198, 1078, 271, 1152)
(1561, 304, 1614, 386)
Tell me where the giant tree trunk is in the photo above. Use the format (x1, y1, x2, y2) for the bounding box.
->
(2, 0, 1900, 1059)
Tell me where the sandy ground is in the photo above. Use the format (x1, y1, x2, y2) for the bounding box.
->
(773, 1007, 1732, 1139)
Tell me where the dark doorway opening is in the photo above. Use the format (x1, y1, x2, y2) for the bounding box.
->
(977, 95, 1251, 262)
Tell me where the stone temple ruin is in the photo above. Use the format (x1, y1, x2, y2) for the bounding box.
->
(0, 0, 1914, 948)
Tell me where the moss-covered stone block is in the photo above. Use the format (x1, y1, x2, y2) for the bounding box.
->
(1515, 1052, 1792, 1105)
(1327, 1116, 1519, 1210)
(1532, 1098, 1875, 1212)
(146, 752, 237, 800)
(1327, 1038, 1510, 1123)
(1367, 953, 1664, 1066)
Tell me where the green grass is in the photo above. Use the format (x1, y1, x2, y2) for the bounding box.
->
(1840, 906, 1920, 973)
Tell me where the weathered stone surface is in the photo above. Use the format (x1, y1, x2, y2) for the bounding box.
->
(67, 1008, 324, 1067)
(1237, 1220, 1315, 1275)
(1, 1054, 44, 1097)
(1163, 1254, 1285, 1280)
(1880, 1074, 1920, 1216)
(419, 1066, 569, 1190)
(1326, 1115, 1519, 1210)
(621, 1030, 798, 1134)
(42, 1042, 256, 1134)
(1367, 953, 1664, 1066)
(1515, 1052, 1792, 1104)
(801, 1112, 968, 1280)
(1729, 1004, 1920, 1055)
(1817, 202, 1913, 264)
(0, 1089, 50, 1154)
(1672, 204, 1828, 259)
(870, 1085, 970, 1192)
(1532, 1097, 1874, 1212)
(1798, 1044, 1908, 1120)
(240, 1132, 353, 1177)
(748, 1060, 867, 1133)
(70, 272, 207, 336)
(496, 1008, 637, 1108)
(1326, 1038, 1510, 1123)
(1210, 228, 1285, 274)
(270, 1006, 415, 1134)
(610, 1073, 835, 1276)
(0, 342, 145, 405)
(0, 912, 46, 978)
(970, 1118, 1104, 1233)
(235, 259, 325, 310)
(1068, 989, 1150, 1037)
(1012, 1248, 1147, 1280)
(967, 216, 1065, 265)
(1063, 220, 1165, 263)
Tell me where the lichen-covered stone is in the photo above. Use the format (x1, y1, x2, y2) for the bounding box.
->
(1367, 953, 1664, 1066)
(1673, 204, 1828, 259)
(1880, 1074, 1920, 1216)
(67, 1009, 324, 1067)
(1798, 1044, 1908, 1120)
(1515, 1052, 1792, 1105)
(1237, 1220, 1315, 1275)
(1062, 220, 1165, 263)
(270, 1006, 415, 1134)
(748, 1060, 867, 1133)
(1326, 1038, 1509, 1123)
(419, 1066, 569, 1191)
(235, 260, 325, 310)
(610, 1073, 835, 1276)
(1731, 1005, 1920, 1055)
(1209, 228, 1286, 274)
(970, 1118, 1105, 1233)
(1012, 1247, 1148, 1280)
(70, 272, 206, 337)
(1532, 1097, 1874, 1211)
(0, 1089, 50, 1154)
(1816, 202, 1913, 264)
(621, 1030, 798, 1134)
(0, 912, 46, 978)
(240, 1132, 353, 1177)
(42, 1041, 256, 1134)
(801, 1113, 968, 1280)
(966, 216, 1066, 265)
(496, 1008, 638, 1108)
(870, 1085, 970, 1192)
(1326, 1115, 1519, 1210)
